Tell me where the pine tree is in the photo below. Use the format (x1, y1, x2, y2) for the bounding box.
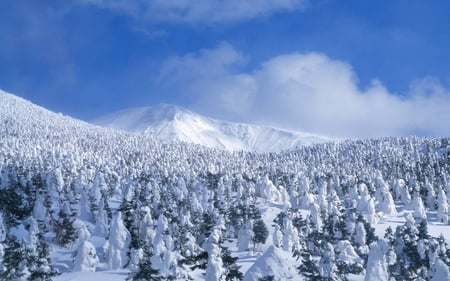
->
(252, 219, 269, 251)
(221, 245, 243, 281)
(54, 206, 77, 247)
(127, 244, 162, 281)
(318, 242, 338, 280)
(184, 251, 208, 271)
(0, 235, 28, 280)
(298, 250, 320, 281)
(104, 211, 130, 270)
(204, 229, 225, 280)
(73, 240, 99, 272)
(28, 236, 60, 280)
(364, 240, 389, 281)
(26, 218, 59, 280)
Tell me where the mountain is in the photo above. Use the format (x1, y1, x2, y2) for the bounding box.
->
(2, 89, 450, 281)
(92, 104, 330, 152)
(0, 89, 111, 137)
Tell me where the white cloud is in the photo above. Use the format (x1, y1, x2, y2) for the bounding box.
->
(78, 0, 308, 24)
(159, 42, 256, 119)
(158, 43, 450, 138)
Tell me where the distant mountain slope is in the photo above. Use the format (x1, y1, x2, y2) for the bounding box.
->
(0, 89, 106, 136)
(92, 104, 330, 152)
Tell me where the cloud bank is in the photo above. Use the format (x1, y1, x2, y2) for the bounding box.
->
(159, 43, 450, 138)
(78, 0, 308, 24)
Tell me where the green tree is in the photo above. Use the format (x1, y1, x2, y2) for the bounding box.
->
(0, 235, 27, 280)
(252, 219, 269, 250)
(221, 246, 243, 281)
(127, 244, 162, 281)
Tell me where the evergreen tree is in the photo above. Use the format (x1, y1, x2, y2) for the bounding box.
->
(221, 245, 243, 281)
(184, 251, 208, 271)
(318, 242, 338, 280)
(26, 218, 59, 280)
(127, 244, 162, 281)
(104, 211, 131, 270)
(54, 206, 77, 247)
(0, 235, 28, 280)
(252, 219, 269, 251)
(28, 236, 60, 280)
(298, 249, 320, 281)
(73, 240, 99, 272)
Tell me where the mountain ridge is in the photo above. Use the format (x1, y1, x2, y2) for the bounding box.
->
(92, 103, 331, 152)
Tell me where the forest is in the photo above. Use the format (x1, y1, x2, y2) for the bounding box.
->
(1, 92, 450, 280)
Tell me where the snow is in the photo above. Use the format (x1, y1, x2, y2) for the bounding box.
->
(364, 240, 389, 281)
(53, 270, 129, 281)
(430, 258, 450, 280)
(2, 89, 450, 281)
(92, 104, 331, 152)
(244, 245, 302, 281)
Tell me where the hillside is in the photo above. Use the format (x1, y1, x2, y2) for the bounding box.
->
(92, 104, 329, 152)
(1, 89, 450, 281)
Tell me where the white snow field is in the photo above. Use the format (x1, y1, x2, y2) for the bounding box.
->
(1, 89, 450, 281)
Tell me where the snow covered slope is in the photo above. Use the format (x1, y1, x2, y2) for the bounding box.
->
(92, 104, 330, 152)
(0, 89, 112, 137)
(3, 89, 450, 281)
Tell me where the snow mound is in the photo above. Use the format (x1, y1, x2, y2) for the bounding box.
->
(92, 104, 330, 152)
(243, 246, 302, 281)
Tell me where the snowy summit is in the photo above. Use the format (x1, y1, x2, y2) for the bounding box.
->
(92, 104, 329, 152)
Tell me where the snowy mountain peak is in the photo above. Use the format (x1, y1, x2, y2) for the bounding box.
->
(93, 104, 331, 152)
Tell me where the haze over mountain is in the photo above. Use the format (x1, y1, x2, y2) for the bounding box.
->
(92, 104, 330, 152)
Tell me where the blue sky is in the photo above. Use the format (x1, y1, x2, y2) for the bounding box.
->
(1, 0, 450, 137)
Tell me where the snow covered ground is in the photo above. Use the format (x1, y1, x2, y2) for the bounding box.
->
(49, 198, 450, 281)
(2, 89, 450, 281)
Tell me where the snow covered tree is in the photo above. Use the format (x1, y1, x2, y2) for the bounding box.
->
(0, 171, 34, 227)
(318, 242, 338, 280)
(54, 203, 77, 247)
(78, 188, 92, 222)
(221, 246, 243, 281)
(95, 195, 111, 235)
(24, 217, 59, 280)
(298, 249, 320, 281)
(252, 219, 268, 251)
(384, 217, 445, 280)
(429, 257, 450, 280)
(204, 229, 225, 281)
(237, 221, 252, 252)
(127, 244, 162, 281)
(335, 240, 364, 277)
(437, 188, 449, 224)
(375, 175, 397, 216)
(364, 240, 389, 281)
(104, 211, 131, 270)
(272, 224, 282, 248)
(353, 222, 367, 249)
(412, 192, 427, 220)
(0, 235, 28, 280)
(73, 240, 99, 272)
(27, 240, 59, 281)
